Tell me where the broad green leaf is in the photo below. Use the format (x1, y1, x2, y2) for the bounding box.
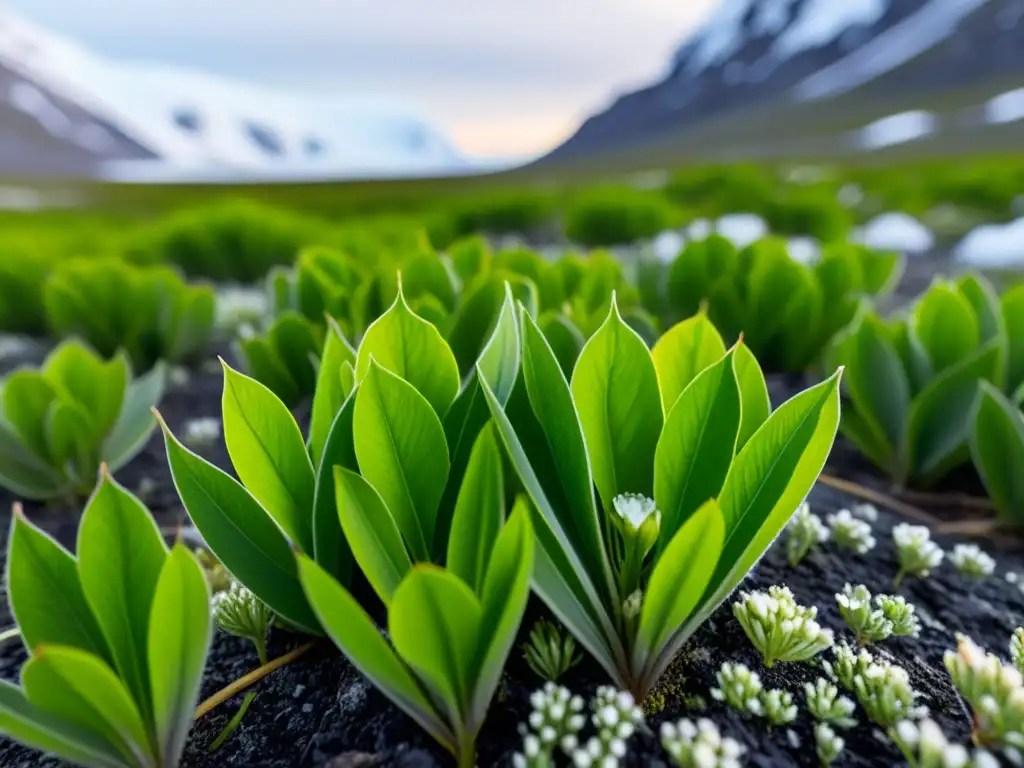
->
(159, 418, 321, 634)
(712, 370, 842, 598)
(446, 278, 503, 378)
(538, 312, 585, 379)
(77, 473, 168, 723)
(222, 362, 316, 554)
(296, 555, 454, 751)
(148, 544, 211, 767)
(0, 420, 65, 499)
(312, 393, 357, 585)
(447, 424, 505, 594)
(651, 312, 726, 414)
(637, 499, 724, 673)
(0, 681, 127, 768)
(667, 235, 737, 318)
(104, 363, 165, 472)
(912, 280, 979, 374)
(653, 350, 740, 551)
(469, 501, 533, 724)
(268, 312, 323, 398)
(890, 316, 933, 397)
(309, 317, 356, 466)
(390, 567, 481, 723)
(353, 362, 450, 563)
(46, 400, 95, 484)
(733, 341, 770, 450)
(519, 309, 612, 599)
(957, 273, 1004, 345)
(354, 283, 460, 416)
(571, 297, 663, 512)
(7, 513, 108, 660)
(22, 646, 153, 767)
(238, 335, 299, 406)
(2, 371, 57, 464)
(402, 254, 459, 313)
(1003, 284, 1024, 393)
(42, 343, 127, 438)
(970, 382, 1024, 525)
(476, 284, 521, 407)
(906, 339, 1002, 484)
(335, 466, 412, 604)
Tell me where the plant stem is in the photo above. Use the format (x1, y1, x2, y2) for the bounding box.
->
(893, 570, 905, 589)
(195, 642, 315, 720)
(456, 739, 476, 768)
(0, 627, 20, 645)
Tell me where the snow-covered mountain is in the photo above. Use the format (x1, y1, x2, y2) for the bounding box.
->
(0, 11, 474, 180)
(544, 0, 1024, 162)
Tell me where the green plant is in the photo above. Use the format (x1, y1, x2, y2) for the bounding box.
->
(0, 340, 165, 499)
(573, 686, 644, 766)
(851, 660, 922, 728)
(827, 274, 1005, 487)
(786, 503, 830, 566)
(804, 679, 856, 728)
(893, 524, 943, 587)
(481, 294, 842, 697)
(949, 544, 996, 580)
(760, 689, 797, 726)
(0, 250, 51, 336)
(513, 683, 586, 767)
(945, 634, 1024, 750)
(969, 382, 1024, 526)
(835, 585, 919, 644)
(711, 663, 764, 716)
(212, 581, 274, 665)
(236, 311, 326, 406)
(823, 643, 875, 691)
(660, 718, 746, 768)
(1013, 629, 1024, 674)
(564, 187, 678, 247)
(44, 258, 216, 373)
(0, 471, 212, 767)
(892, 719, 996, 768)
(522, 620, 582, 682)
(732, 586, 834, 666)
(815, 723, 845, 766)
(826, 510, 876, 554)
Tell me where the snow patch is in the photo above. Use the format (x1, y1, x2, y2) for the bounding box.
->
(687, 219, 714, 240)
(857, 111, 936, 150)
(652, 230, 686, 264)
(795, 0, 991, 101)
(853, 213, 934, 254)
(754, 0, 798, 36)
(985, 88, 1024, 125)
(787, 237, 821, 265)
(682, 0, 755, 74)
(715, 213, 768, 248)
(772, 0, 886, 60)
(953, 218, 1024, 268)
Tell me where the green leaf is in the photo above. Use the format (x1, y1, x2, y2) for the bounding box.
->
(957, 273, 1005, 346)
(42, 343, 127, 439)
(970, 382, 1024, 525)
(710, 371, 841, 600)
(911, 280, 980, 374)
(637, 499, 724, 673)
(733, 341, 770, 450)
(7, 513, 109, 660)
(77, 473, 168, 723)
(159, 417, 322, 634)
(390, 567, 481, 724)
(104, 363, 165, 472)
(446, 424, 505, 594)
(446, 278, 503, 378)
(1003, 284, 1024, 394)
(268, 312, 324, 398)
(22, 646, 154, 767)
(354, 282, 460, 416)
(906, 339, 1002, 484)
(46, 400, 95, 486)
(0, 681, 128, 768)
(238, 335, 299, 406)
(296, 555, 455, 751)
(1, 370, 58, 464)
(476, 284, 521, 407)
(312, 393, 357, 585)
(309, 317, 356, 466)
(571, 297, 663, 512)
(468, 500, 533, 725)
(334, 467, 412, 605)
(651, 312, 726, 414)
(221, 362, 316, 554)
(0, 420, 65, 499)
(148, 544, 211, 767)
(353, 362, 450, 563)
(653, 350, 740, 551)
(538, 312, 585, 379)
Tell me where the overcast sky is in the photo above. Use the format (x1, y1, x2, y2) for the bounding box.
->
(7, 0, 717, 157)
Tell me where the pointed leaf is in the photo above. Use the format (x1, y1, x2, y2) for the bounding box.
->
(911, 280, 979, 374)
(970, 383, 1024, 525)
(104, 363, 164, 472)
(733, 341, 770, 450)
(0, 419, 65, 499)
(476, 284, 521, 407)
(651, 312, 726, 414)
(309, 318, 357, 466)
(539, 312, 585, 379)
(312, 393, 357, 584)
(1003, 284, 1024, 393)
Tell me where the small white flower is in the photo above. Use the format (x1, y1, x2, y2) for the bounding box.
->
(786, 503, 830, 567)
(515, 683, 586, 766)
(212, 580, 274, 663)
(733, 585, 832, 666)
(949, 544, 995, 580)
(804, 678, 857, 728)
(661, 718, 745, 768)
(612, 493, 659, 531)
(183, 416, 221, 448)
(893, 523, 943, 585)
(827, 509, 876, 554)
(814, 723, 845, 765)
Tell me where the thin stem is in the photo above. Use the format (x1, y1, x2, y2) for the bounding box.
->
(195, 642, 315, 720)
(456, 738, 476, 768)
(253, 635, 268, 667)
(817, 474, 938, 525)
(893, 570, 905, 590)
(0, 627, 20, 644)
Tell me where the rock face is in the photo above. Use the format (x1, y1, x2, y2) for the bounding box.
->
(545, 0, 1024, 162)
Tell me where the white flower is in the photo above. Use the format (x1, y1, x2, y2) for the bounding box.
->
(733, 585, 833, 666)
(183, 416, 221, 448)
(612, 493, 659, 531)
(893, 523, 943, 585)
(851, 503, 879, 522)
(661, 718, 745, 767)
(814, 723, 845, 765)
(827, 509, 876, 554)
(786, 503, 829, 567)
(949, 544, 995, 580)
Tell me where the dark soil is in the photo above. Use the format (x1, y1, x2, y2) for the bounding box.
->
(0, 342, 1021, 768)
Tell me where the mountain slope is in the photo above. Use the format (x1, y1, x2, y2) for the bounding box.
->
(0, 11, 469, 179)
(543, 0, 1022, 164)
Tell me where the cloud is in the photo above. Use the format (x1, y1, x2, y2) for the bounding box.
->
(6, 0, 717, 155)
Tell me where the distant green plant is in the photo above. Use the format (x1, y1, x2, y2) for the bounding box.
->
(0, 251, 51, 336)
(828, 273, 1006, 487)
(970, 382, 1024, 527)
(483, 296, 842, 697)
(1002, 284, 1024, 404)
(564, 187, 679, 247)
(660, 718, 746, 768)
(522, 620, 582, 682)
(44, 258, 216, 373)
(0, 340, 165, 499)
(945, 633, 1024, 751)
(892, 524, 943, 586)
(0, 472, 211, 768)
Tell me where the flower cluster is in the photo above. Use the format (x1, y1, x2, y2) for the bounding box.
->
(944, 634, 1024, 750)
(827, 510, 876, 554)
(732, 586, 833, 667)
(892, 719, 1000, 768)
(949, 544, 996, 580)
(876, 595, 921, 639)
(851, 503, 879, 522)
(893, 524, 943, 586)
(760, 688, 797, 726)
(513, 684, 586, 768)
(814, 723, 845, 766)
(182, 416, 222, 448)
(522, 620, 583, 682)
(710, 662, 795, 725)
(835, 585, 920, 645)
(211, 580, 274, 664)
(823, 643, 875, 690)
(570, 687, 644, 767)
(852, 660, 925, 728)
(660, 718, 746, 768)
(786, 503, 829, 567)
(804, 678, 856, 729)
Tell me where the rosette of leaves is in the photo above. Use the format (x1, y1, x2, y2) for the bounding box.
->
(481, 295, 842, 697)
(827, 273, 1006, 487)
(236, 311, 326, 406)
(44, 258, 216, 373)
(969, 382, 1024, 526)
(0, 471, 212, 767)
(0, 340, 165, 499)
